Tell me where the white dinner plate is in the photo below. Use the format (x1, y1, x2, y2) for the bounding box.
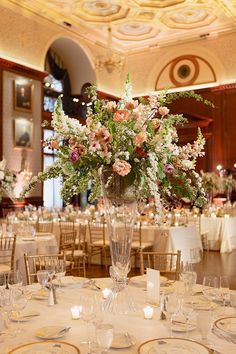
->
(130, 275, 168, 288)
(35, 326, 69, 339)
(214, 316, 236, 338)
(8, 340, 80, 353)
(111, 332, 136, 348)
(10, 311, 40, 322)
(138, 337, 211, 353)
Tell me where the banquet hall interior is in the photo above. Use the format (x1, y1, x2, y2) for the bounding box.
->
(1, 0, 236, 353)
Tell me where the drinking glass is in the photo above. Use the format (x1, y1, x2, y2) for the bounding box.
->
(36, 270, 49, 290)
(202, 276, 219, 302)
(46, 263, 56, 283)
(81, 297, 95, 351)
(196, 308, 212, 343)
(161, 293, 180, 337)
(220, 276, 230, 307)
(55, 259, 66, 288)
(5, 270, 23, 289)
(230, 292, 236, 314)
(179, 295, 194, 335)
(180, 262, 197, 295)
(11, 288, 28, 334)
(96, 323, 114, 353)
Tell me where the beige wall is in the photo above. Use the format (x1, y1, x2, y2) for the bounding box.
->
(2, 71, 42, 197)
(0, 3, 236, 97)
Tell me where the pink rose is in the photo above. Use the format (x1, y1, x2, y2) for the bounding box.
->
(113, 110, 130, 122)
(158, 106, 169, 116)
(112, 160, 131, 176)
(134, 131, 147, 146)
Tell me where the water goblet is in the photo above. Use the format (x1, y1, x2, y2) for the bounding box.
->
(179, 295, 194, 335)
(96, 323, 114, 354)
(5, 270, 23, 289)
(37, 270, 49, 290)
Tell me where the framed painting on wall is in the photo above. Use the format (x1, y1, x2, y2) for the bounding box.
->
(13, 80, 33, 112)
(14, 118, 33, 149)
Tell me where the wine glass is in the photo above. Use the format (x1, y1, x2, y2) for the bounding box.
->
(161, 293, 180, 337)
(46, 263, 56, 283)
(96, 323, 114, 353)
(5, 270, 23, 289)
(36, 270, 49, 290)
(180, 262, 197, 295)
(81, 297, 96, 352)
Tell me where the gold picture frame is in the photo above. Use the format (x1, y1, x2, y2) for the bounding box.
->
(13, 80, 33, 112)
(14, 118, 33, 149)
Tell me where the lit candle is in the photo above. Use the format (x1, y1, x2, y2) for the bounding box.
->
(224, 214, 230, 219)
(102, 288, 112, 299)
(71, 305, 82, 319)
(143, 305, 154, 319)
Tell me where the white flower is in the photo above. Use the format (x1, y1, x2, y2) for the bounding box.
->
(0, 171, 5, 180)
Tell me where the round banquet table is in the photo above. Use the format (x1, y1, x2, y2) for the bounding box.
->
(1, 277, 236, 353)
(200, 215, 236, 252)
(14, 233, 59, 285)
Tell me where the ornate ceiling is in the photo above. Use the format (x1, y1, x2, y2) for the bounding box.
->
(6, 0, 236, 53)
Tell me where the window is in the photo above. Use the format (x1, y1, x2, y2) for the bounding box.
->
(43, 129, 63, 208)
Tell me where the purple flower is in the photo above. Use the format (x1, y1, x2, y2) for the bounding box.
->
(70, 149, 80, 162)
(165, 164, 175, 174)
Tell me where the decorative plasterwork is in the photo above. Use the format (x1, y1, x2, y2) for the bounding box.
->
(4, 0, 236, 53)
(156, 55, 216, 90)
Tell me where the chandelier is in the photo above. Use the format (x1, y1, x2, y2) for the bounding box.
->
(95, 27, 125, 74)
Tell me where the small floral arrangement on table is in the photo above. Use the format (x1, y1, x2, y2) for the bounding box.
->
(222, 174, 236, 194)
(0, 158, 17, 202)
(23, 76, 213, 212)
(200, 171, 221, 194)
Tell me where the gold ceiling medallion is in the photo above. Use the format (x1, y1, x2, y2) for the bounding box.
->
(95, 26, 125, 74)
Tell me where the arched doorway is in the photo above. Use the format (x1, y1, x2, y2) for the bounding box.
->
(42, 37, 96, 208)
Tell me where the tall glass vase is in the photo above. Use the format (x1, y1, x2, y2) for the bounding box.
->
(100, 168, 137, 314)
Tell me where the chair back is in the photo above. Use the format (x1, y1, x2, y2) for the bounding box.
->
(59, 221, 75, 232)
(88, 221, 106, 245)
(77, 223, 87, 252)
(24, 253, 64, 285)
(0, 234, 16, 271)
(36, 221, 53, 233)
(59, 230, 77, 254)
(132, 223, 142, 248)
(140, 250, 181, 280)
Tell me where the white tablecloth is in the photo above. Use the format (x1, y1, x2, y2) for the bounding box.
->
(200, 216, 236, 252)
(1, 278, 235, 353)
(141, 224, 202, 263)
(15, 233, 58, 284)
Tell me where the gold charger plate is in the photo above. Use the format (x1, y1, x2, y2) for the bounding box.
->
(138, 337, 212, 353)
(214, 316, 236, 338)
(8, 341, 80, 353)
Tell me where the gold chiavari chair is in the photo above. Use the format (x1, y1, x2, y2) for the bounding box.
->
(36, 220, 53, 233)
(88, 221, 109, 269)
(130, 223, 153, 268)
(0, 234, 16, 274)
(24, 253, 65, 285)
(140, 250, 181, 280)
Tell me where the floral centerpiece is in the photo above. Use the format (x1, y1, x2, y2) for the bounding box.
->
(0, 158, 17, 202)
(23, 76, 211, 212)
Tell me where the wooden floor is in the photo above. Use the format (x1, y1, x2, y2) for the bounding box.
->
(82, 250, 236, 290)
